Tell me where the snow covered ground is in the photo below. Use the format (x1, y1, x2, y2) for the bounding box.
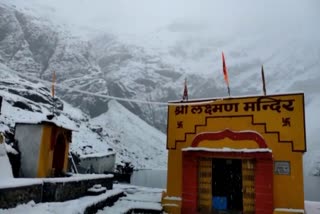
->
(98, 184, 163, 214)
(0, 184, 163, 214)
(0, 189, 123, 214)
(1, 182, 320, 213)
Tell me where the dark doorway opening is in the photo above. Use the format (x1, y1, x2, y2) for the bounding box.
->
(212, 158, 243, 213)
(52, 134, 66, 177)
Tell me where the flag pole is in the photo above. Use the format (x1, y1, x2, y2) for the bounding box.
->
(52, 70, 56, 117)
(261, 65, 267, 96)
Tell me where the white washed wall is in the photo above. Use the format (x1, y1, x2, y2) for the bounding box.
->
(15, 124, 43, 177)
(79, 154, 115, 174)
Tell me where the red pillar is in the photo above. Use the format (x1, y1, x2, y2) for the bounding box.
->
(182, 153, 198, 214)
(255, 158, 274, 214)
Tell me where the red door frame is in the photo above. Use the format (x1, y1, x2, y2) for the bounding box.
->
(181, 129, 274, 214)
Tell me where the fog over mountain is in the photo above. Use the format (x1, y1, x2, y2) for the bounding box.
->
(0, 0, 320, 174)
(5, 0, 319, 41)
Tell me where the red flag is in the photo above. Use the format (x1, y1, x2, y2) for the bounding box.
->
(222, 52, 229, 86)
(222, 52, 230, 96)
(51, 70, 56, 97)
(182, 78, 188, 101)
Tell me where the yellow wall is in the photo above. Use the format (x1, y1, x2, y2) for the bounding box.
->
(164, 93, 306, 212)
(37, 125, 70, 177)
(37, 125, 54, 177)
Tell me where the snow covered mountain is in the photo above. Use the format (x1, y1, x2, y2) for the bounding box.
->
(0, 0, 320, 174)
(91, 100, 166, 169)
(0, 63, 166, 169)
(0, 2, 168, 170)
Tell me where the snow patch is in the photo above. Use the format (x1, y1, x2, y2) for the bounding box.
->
(0, 143, 13, 179)
(274, 208, 304, 213)
(4, 143, 18, 155)
(305, 201, 320, 214)
(164, 196, 182, 201)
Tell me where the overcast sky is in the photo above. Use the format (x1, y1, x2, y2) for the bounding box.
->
(7, 0, 320, 38)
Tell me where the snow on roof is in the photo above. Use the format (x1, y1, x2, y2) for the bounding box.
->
(15, 118, 77, 131)
(182, 147, 272, 153)
(80, 151, 116, 159)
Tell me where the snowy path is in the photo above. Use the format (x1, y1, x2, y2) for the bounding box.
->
(97, 184, 163, 213)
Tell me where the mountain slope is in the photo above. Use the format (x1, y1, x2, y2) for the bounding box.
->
(91, 100, 167, 169)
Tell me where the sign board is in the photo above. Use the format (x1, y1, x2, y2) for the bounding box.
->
(167, 93, 306, 152)
(274, 161, 291, 175)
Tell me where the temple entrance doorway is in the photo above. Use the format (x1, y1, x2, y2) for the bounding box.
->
(212, 158, 243, 214)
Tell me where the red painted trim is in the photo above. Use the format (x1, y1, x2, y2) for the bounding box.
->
(191, 129, 268, 148)
(183, 151, 272, 159)
(181, 129, 272, 213)
(255, 159, 274, 213)
(182, 151, 273, 213)
(182, 153, 198, 214)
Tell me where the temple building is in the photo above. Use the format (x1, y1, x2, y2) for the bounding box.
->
(15, 120, 73, 178)
(162, 93, 306, 214)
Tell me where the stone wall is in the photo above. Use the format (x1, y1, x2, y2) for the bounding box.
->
(0, 183, 42, 209)
(42, 177, 113, 202)
(0, 176, 113, 208)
